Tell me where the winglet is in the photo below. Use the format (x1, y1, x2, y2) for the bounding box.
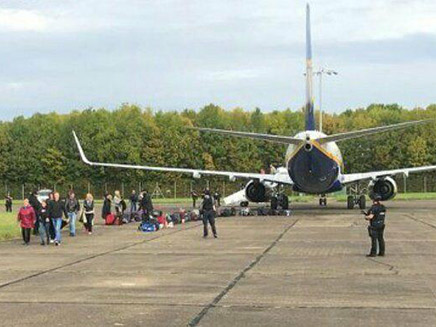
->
(72, 131, 93, 166)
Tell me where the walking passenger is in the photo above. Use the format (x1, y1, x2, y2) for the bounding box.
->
(38, 201, 50, 245)
(65, 192, 80, 237)
(83, 193, 95, 234)
(47, 192, 55, 242)
(28, 190, 41, 235)
(48, 192, 65, 246)
(17, 199, 36, 245)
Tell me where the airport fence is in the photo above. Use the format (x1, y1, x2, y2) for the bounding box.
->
(2, 171, 436, 200)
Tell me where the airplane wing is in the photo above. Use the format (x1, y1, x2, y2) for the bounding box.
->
(316, 119, 432, 144)
(192, 127, 303, 145)
(73, 131, 293, 185)
(342, 164, 436, 185)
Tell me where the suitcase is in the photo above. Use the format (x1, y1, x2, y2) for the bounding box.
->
(138, 221, 157, 232)
(105, 213, 116, 225)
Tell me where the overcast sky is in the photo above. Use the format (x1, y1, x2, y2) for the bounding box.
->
(0, 0, 435, 120)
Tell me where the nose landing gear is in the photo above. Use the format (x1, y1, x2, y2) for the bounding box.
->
(319, 195, 327, 206)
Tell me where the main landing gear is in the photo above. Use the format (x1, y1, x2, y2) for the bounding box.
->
(346, 183, 367, 210)
(347, 194, 366, 210)
(271, 193, 289, 210)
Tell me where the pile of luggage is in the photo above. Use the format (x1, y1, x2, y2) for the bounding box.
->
(138, 209, 201, 233)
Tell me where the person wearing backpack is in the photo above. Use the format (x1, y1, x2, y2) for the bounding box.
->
(65, 192, 80, 237)
(200, 189, 218, 238)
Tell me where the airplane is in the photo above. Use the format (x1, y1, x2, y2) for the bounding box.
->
(73, 4, 435, 210)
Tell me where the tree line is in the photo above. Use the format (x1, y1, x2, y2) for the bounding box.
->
(0, 103, 435, 197)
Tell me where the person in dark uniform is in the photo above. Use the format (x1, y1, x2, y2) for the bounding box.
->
(364, 195, 386, 257)
(200, 190, 217, 238)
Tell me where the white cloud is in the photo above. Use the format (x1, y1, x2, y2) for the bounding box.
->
(0, 9, 48, 31)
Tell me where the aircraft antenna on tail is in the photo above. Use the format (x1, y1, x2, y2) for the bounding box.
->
(305, 3, 316, 131)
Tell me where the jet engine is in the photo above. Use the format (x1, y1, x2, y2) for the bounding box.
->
(245, 180, 269, 202)
(368, 177, 397, 201)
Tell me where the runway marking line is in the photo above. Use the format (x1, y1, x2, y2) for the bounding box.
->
(187, 219, 300, 327)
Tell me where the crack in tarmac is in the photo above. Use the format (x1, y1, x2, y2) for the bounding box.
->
(187, 219, 300, 327)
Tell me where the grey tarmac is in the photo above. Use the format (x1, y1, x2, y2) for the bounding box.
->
(0, 200, 435, 326)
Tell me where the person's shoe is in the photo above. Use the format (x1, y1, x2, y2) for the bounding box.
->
(88, 232, 92, 235)
(49, 239, 54, 244)
(378, 253, 385, 257)
(203, 235, 208, 238)
(366, 253, 376, 257)
(214, 234, 218, 238)
(25, 242, 29, 246)
(69, 233, 75, 237)
(55, 241, 59, 246)
(40, 242, 45, 246)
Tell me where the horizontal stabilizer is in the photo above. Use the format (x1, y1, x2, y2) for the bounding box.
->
(192, 127, 303, 145)
(316, 119, 433, 144)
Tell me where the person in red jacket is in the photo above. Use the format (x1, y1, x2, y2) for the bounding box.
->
(17, 198, 36, 245)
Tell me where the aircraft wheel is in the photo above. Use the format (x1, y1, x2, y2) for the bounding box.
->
(358, 195, 366, 209)
(270, 196, 278, 210)
(347, 195, 355, 209)
(281, 195, 289, 210)
(240, 201, 249, 207)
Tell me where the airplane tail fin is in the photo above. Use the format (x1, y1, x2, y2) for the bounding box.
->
(305, 3, 316, 131)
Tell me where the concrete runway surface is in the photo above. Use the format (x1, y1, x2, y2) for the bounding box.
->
(0, 200, 435, 326)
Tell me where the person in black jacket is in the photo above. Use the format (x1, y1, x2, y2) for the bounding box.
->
(65, 192, 80, 237)
(200, 190, 217, 238)
(46, 192, 56, 242)
(364, 195, 387, 257)
(28, 190, 41, 235)
(102, 193, 112, 221)
(48, 192, 66, 246)
(38, 201, 50, 245)
(140, 190, 153, 222)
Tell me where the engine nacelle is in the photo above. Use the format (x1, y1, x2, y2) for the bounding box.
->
(368, 176, 397, 201)
(245, 180, 269, 202)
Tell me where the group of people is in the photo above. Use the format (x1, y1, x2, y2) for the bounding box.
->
(102, 189, 154, 224)
(17, 190, 95, 246)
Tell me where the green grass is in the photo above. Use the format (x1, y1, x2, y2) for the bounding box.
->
(334, 192, 436, 202)
(0, 212, 20, 241)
